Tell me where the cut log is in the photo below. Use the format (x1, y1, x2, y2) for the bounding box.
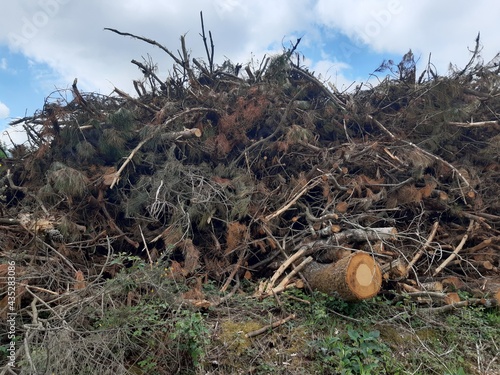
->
(302, 252, 382, 301)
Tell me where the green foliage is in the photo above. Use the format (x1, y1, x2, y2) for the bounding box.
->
(445, 367, 467, 375)
(99, 128, 126, 163)
(0, 141, 7, 158)
(485, 309, 500, 326)
(47, 162, 88, 198)
(97, 109, 135, 164)
(309, 328, 396, 375)
(170, 310, 210, 368)
(75, 140, 97, 161)
(109, 251, 145, 266)
(137, 355, 157, 372)
(95, 301, 166, 332)
(108, 108, 134, 132)
(89, 260, 209, 373)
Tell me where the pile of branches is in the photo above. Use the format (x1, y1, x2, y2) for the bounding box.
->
(1, 18, 500, 371)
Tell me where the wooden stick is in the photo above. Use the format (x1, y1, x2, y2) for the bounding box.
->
(6, 169, 49, 216)
(270, 256, 313, 295)
(113, 87, 157, 113)
(220, 247, 246, 293)
(264, 177, 321, 222)
(139, 225, 153, 268)
(448, 120, 499, 127)
(417, 298, 497, 314)
(433, 221, 474, 276)
(100, 203, 139, 248)
(25, 285, 59, 296)
(245, 314, 296, 338)
(465, 237, 498, 253)
(405, 221, 439, 277)
(265, 247, 307, 294)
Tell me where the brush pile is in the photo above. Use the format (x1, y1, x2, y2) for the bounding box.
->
(1, 25, 500, 370)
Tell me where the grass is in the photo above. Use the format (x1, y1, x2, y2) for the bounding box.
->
(2, 258, 498, 374)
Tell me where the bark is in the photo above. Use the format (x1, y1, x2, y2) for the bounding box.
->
(302, 252, 382, 301)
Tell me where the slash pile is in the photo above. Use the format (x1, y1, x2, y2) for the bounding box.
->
(0, 27, 499, 373)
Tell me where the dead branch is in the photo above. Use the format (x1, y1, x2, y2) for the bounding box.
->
(263, 177, 322, 222)
(220, 247, 247, 293)
(448, 120, 499, 128)
(245, 314, 296, 338)
(100, 202, 139, 248)
(179, 34, 196, 82)
(405, 221, 439, 277)
(290, 65, 347, 110)
(6, 169, 49, 216)
(269, 256, 312, 295)
(417, 297, 497, 314)
(131, 59, 168, 93)
(465, 236, 499, 253)
(105, 27, 184, 66)
(199, 11, 214, 75)
(433, 220, 474, 276)
(265, 247, 308, 294)
(113, 87, 158, 113)
(367, 114, 474, 199)
(456, 32, 481, 77)
(72, 78, 98, 117)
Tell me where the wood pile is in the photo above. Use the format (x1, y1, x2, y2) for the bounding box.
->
(1, 26, 500, 328)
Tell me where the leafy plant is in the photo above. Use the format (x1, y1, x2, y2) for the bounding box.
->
(170, 310, 210, 368)
(310, 328, 396, 374)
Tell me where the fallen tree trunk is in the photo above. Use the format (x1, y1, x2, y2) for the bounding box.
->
(302, 252, 382, 301)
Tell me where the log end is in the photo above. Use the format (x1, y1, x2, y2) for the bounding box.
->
(303, 252, 383, 301)
(345, 253, 382, 300)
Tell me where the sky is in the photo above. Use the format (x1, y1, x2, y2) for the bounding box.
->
(1, 0, 499, 146)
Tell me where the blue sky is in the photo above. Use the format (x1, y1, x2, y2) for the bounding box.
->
(0, 47, 61, 129)
(1, 0, 499, 146)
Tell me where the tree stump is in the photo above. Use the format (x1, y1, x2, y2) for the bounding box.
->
(303, 252, 382, 301)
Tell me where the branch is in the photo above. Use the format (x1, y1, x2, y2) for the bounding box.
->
(265, 247, 308, 294)
(199, 11, 214, 74)
(263, 177, 321, 222)
(245, 314, 296, 338)
(270, 256, 312, 295)
(179, 34, 196, 82)
(448, 120, 499, 128)
(433, 220, 474, 276)
(104, 27, 183, 65)
(367, 115, 474, 200)
(113, 87, 157, 113)
(6, 169, 49, 216)
(72, 78, 98, 116)
(456, 32, 481, 77)
(290, 66, 347, 111)
(405, 221, 439, 277)
(130, 59, 168, 92)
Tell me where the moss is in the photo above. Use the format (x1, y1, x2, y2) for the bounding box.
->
(218, 319, 262, 356)
(378, 325, 408, 348)
(416, 327, 440, 341)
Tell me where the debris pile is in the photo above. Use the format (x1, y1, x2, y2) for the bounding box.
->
(1, 26, 500, 343)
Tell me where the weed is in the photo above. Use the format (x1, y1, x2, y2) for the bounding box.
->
(308, 327, 397, 374)
(170, 309, 210, 368)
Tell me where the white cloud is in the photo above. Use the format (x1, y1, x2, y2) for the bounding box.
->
(0, 0, 498, 105)
(0, 58, 6, 70)
(0, 1, 320, 95)
(0, 101, 10, 118)
(1, 124, 29, 147)
(313, 0, 499, 74)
